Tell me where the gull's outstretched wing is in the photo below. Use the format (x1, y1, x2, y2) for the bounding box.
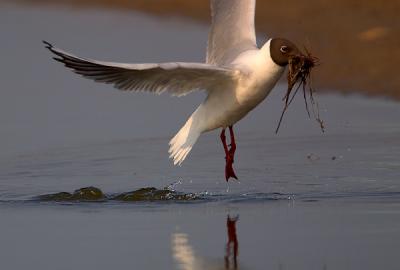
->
(44, 41, 237, 97)
(207, 0, 257, 65)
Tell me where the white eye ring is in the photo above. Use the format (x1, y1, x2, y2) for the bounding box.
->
(280, 46, 289, 53)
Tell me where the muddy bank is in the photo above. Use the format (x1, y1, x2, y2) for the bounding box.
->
(7, 0, 400, 100)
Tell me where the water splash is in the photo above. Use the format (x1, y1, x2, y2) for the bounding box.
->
(165, 179, 183, 192)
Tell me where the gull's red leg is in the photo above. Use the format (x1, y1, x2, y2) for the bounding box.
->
(220, 128, 238, 181)
(220, 128, 229, 157)
(227, 125, 238, 180)
(228, 125, 236, 161)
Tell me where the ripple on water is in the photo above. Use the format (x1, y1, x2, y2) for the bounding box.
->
(6, 186, 400, 205)
(30, 186, 295, 204)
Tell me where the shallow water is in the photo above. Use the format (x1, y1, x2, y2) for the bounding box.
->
(1, 127, 400, 269)
(1, 4, 400, 270)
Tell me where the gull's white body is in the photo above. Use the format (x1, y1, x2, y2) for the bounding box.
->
(171, 44, 284, 164)
(45, 0, 286, 165)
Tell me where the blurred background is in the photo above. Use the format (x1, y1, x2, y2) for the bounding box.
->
(7, 0, 400, 99)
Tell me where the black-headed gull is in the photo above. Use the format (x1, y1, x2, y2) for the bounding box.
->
(44, 0, 316, 181)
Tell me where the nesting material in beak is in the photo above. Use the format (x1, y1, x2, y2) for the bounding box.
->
(275, 48, 324, 134)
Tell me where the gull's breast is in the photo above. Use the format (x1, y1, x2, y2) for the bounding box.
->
(200, 49, 285, 131)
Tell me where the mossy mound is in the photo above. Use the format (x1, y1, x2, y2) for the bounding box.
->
(38, 186, 105, 202)
(111, 187, 197, 201)
(37, 186, 197, 202)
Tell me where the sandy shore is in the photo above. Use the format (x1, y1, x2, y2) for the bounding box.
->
(8, 0, 400, 100)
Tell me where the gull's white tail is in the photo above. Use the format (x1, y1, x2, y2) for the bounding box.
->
(169, 109, 202, 165)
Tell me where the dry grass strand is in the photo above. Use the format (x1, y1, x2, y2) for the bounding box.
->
(275, 48, 324, 133)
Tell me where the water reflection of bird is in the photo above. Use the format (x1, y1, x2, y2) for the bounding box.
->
(225, 215, 239, 269)
(171, 215, 240, 270)
(44, 0, 307, 181)
(172, 233, 198, 270)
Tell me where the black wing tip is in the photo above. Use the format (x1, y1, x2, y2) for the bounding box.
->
(43, 41, 65, 62)
(52, 57, 65, 63)
(42, 40, 53, 49)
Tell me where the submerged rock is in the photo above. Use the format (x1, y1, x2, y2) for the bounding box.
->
(38, 186, 105, 202)
(111, 187, 197, 201)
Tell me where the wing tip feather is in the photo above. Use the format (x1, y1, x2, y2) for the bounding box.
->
(42, 40, 52, 48)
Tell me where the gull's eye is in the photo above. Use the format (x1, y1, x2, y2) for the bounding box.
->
(280, 46, 289, 53)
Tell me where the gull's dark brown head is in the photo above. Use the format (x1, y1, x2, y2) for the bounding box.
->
(270, 38, 301, 66)
(269, 38, 323, 133)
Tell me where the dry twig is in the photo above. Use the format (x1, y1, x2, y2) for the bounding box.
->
(275, 48, 324, 133)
